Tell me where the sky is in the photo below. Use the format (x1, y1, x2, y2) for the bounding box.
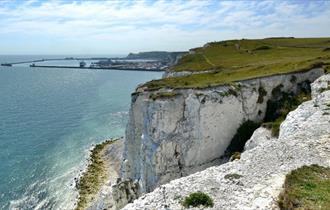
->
(0, 0, 329, 55)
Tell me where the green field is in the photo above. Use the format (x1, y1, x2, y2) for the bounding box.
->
(143, 38, 330, 90)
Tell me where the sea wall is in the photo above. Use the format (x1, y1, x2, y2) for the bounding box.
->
(121, 68, 324, 193)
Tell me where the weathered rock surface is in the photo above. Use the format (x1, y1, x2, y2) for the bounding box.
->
(122, 68, 324, 193)
(112, 179, 140, 210)
(244, 127, 275, 151)
(86, 139, 124, 210)
(122, 74, 330, 210)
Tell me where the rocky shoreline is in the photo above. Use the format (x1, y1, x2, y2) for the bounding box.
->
(74, 138, 124, 210)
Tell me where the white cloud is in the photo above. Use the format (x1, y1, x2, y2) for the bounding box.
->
(0, 0, 329, 54)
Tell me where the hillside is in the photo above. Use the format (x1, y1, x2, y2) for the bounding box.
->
(126, 51, 187, 65)
(143, 38, 330, 90)
(79, 39, 329, 210)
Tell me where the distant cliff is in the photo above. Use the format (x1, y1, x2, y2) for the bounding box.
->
(126, 51, 187, 65)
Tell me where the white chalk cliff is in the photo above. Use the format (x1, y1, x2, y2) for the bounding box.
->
(122, 74, 330, 210)
(121, 68, 324, 194)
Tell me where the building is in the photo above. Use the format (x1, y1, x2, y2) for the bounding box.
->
(79, 61, 86, 68)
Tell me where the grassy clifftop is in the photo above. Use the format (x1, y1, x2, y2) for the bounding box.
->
(143, 38, 330, 90)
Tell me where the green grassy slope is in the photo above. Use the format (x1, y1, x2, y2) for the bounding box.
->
(278, 165, 330, 210)
(143, 38, 330, 90)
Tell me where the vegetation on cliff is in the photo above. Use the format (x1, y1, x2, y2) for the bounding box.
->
(263, 82, 311, 136)
(182, 192, 214, 208)
(75, 140, 116, 210)
(224, 120, 260, 158)
(278, 165, 330, 210)
(149, 91, 180, 100)
(143, 38, 330, 90)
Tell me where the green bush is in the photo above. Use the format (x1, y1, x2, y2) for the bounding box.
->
(253, 45, 272, 51)
(230, 152, 241, 161)
(278, 165, 330, 210)
(224, 173, 243, 180)
(182, 192, 214, 208)
(263, 81, 311, 137)
(149, 92, 179, 100)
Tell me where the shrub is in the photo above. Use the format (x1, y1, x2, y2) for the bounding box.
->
(278, 165, 330, 210)
(224, 173, 243, 180)
(323, 47, 330, 52)
(230, 152, 241, 161)
(253, 45, 272, 51)
(182, 192, 214, 208)
(149, 92, 179, 100)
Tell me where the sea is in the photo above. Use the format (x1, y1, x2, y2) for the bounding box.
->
(0, 55, 162, 209)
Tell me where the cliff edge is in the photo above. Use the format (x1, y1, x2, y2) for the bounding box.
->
(122, 68, 324, 193)
(122, 74, 330, 210)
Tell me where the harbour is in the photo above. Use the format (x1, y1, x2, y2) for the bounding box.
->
(0, 54, 179, 72)
(28, 64, 165, 72)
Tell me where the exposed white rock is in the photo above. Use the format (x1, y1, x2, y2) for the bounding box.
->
(122, 68, 324, 193)
(122, 74, 330, 210)
(163, 70, 216, 78)
(244, 127, 275, 151)
(311, 74, 330, 98)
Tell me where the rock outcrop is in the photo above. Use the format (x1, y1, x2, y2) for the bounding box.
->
(244, 127, 275, 151)
(121, 68, 324, 193)
(122, 74, 330, 210)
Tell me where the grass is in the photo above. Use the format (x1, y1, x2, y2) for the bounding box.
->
(182, 192, 214, 208)
(75, 139, 116, 210)
(278, 165, 330, 210)
(149, 91, 180, 100)
(142, 38, 330, 90)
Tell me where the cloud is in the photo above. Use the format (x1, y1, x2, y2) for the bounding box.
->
(0, 0, 329, 54)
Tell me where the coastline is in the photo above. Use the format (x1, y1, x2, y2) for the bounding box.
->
(74, 138, 123, 210)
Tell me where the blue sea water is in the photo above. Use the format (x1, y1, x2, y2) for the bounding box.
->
(0, 56, 162, 209)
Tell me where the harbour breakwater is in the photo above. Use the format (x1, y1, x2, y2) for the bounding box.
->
(29, 64, 165, 72)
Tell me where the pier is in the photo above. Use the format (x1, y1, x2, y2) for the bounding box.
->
(1, 57, 112, 66)
(29, 64, 165, 72)
(1, 56, 166, 72)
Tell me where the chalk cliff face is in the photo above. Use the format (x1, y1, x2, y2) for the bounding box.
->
(122, 74, 330, 210)
(121, 68, 324, 193)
